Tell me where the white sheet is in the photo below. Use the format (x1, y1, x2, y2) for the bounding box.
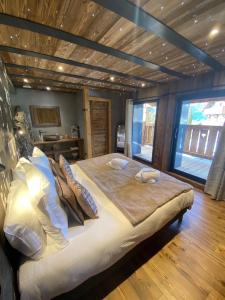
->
(19, 164, 194, 300)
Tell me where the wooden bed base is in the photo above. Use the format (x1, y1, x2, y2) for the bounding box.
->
(0, 207, 189, 300)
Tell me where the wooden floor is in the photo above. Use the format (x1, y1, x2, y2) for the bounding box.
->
(74, 190, 225, 300)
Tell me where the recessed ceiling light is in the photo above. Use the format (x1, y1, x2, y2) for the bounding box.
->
(110, 76, 115, 81)
(209, 28, 219, 37)
(58, 66, 63, 71)
(141, 83, 146, 87)
(46, 86, 51, 91)
(23, 78, 28, 83)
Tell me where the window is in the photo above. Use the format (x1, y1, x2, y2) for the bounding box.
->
(132, 101, 158, 163)
(172, 93, 225, 182)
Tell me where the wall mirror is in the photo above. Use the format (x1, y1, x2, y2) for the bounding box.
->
(30, 105, 61, 127)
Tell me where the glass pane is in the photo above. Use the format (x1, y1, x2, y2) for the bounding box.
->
(174, 98, 225, 180)
(132, 101, 157, 162)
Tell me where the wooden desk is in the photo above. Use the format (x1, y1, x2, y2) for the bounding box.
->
(34, 138, 84, 162)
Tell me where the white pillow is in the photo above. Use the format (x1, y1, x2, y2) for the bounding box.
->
(107, 158, 129, 170)
(13, 157, 29, 181)
(4, 180, 46, 259)
(14, 158, 69, 248)
(32, 146, 46, 158)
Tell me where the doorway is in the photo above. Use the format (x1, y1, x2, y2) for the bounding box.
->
(83, 90, 112, 158)
(171, 92, 225, 182)
(132, 100, 158, 163)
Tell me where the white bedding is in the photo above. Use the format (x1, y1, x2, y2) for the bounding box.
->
(19, 164, 194, 300)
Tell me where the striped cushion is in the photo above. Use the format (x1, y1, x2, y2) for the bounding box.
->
(67, 176, 98, 219)
(59, 155, 73, 179)
(55, 176, 84, 225)
(49, 157, 65, 180)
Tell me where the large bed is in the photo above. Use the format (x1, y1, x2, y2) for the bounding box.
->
(17, 158, 194, 300)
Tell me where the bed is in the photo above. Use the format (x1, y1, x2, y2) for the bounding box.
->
(0, 155, 194, 300)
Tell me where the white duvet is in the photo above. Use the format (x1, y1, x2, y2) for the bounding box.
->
(19, 164, 194, 300)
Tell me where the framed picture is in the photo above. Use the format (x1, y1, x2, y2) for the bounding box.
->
(29, 105, 61, 127)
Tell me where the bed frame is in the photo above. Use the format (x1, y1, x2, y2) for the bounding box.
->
(0, 195, 188, 300)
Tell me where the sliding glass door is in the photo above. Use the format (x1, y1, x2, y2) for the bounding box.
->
(132, 101, 158, 163)
(172, 93, 225, 182)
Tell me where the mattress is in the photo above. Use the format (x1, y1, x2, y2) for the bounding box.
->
(19, 164, 194, 300)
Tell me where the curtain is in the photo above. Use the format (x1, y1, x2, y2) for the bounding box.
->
(204, 124, 225, 201)
(124, 99, 133, 158)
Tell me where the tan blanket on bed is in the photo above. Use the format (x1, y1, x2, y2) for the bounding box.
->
(77, 154, 192, 226)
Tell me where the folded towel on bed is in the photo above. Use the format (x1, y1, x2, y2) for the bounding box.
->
(107, 158, 129, 170)
(135, 167, 160, 183)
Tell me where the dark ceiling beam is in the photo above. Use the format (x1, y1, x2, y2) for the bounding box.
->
(9, 73, 135, 92)
(13, 82, 80, 93)
(13, 81, 129, 95)
(0, 13, 187, 78)
(0, 45, 154, 84)
(6, 63, 137, 89)
(94, 0, 225, 71)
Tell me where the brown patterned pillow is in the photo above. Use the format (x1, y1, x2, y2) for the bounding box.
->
(55, 176, 84, 225)
(59, 155, 74, 180)
(49, 157, 65, 180)
(67, 176, 98, 219)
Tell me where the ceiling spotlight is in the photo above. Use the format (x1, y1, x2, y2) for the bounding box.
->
(209, 28, 219, 37)
(110, 76, 115, 81)
(23, 78, 28, 83)
(46, 86, 51, 91)
(58, 66, 63, 71)
(141, 83, 146, 87)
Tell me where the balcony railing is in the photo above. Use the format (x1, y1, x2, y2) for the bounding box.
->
(142, 124, 223, 160)
(142, 123, 155, 145)
(182, 124, 222, 159)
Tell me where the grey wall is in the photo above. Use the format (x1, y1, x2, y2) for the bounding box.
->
(13, 88, 128, 152)
(13, 88, 84, 141)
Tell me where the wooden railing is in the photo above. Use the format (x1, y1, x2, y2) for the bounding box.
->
(182, 125, 222, 159)
(142, 123, 223, 160)
(142, 123, 155, 145)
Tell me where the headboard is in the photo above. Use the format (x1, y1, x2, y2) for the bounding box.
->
(0, 58, 18, 299)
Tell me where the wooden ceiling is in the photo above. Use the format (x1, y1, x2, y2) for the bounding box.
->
(0, 0, 225, 93)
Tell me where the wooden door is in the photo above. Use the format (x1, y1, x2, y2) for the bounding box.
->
(90, 100, 110, 157)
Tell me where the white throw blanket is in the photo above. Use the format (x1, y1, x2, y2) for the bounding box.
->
(135, 167, 160, 183)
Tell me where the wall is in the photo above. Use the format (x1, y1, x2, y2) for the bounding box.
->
(0, 60, 17, 212)
(137, 70, 225, 171)
(13, 87, 128, 154)
(13, 88, 84, 140)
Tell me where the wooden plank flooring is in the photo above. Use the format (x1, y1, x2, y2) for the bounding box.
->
(75, 190, 225, 300)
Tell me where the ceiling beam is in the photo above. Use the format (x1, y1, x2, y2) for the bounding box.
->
(9, 73, 135, 92)
(6, 63, 137, 89)
(13, 82, 81, 93)
(0, 45, 154, 84)
(0, 13, 188, 79)
(93, 0, 225, 71)
(13, 81, 129, 95)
